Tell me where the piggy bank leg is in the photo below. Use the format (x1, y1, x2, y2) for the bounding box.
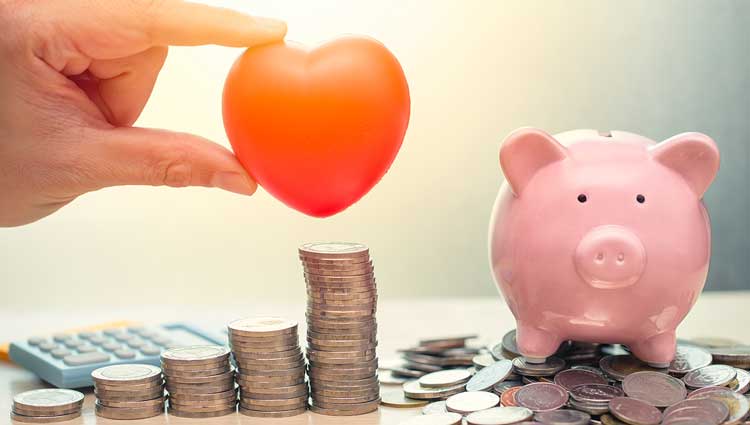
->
(629, 331, 677, 368)
(516, 325, 562, 364)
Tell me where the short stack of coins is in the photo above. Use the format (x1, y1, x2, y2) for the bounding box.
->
(299, 242, 381, 416)
(229, 317, 308, 417)
(161, 345, 237, 418)
(92, 364, 165, 420)
(11, 389, 84, 423)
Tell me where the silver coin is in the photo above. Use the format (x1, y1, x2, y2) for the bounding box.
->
(512, 356, 565, 377)
(534, 409, 591, 425)
(422, 401, 448, 415)
(514, 383, 568, 412)
(92, 364, 162, 384)
(161, 345, 230, 363)
(688, 387, 750, 424)
(682, 364, 737, 388)
(402, 380, 465, 400)
(473, 353, 496, 369)
(622, 371, 687, 407)
(466, 359, 513, 391)
(731, 368, 750, 393)
(608, 396, 662, 425)
(299, 242, 369, 257)
(662, 398, 729, 425)
(13, 389, 84, 411)
(465, 406, 534, 425)
(492, 380, 523, 394)
(669, 344, 713, 375)
(569, 384, 624, 403)
(553, 368, 607, 391)
(445, 391, 500, 414)
(419, 369, 472, 389)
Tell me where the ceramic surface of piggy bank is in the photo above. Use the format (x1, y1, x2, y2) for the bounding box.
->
(488, 128, 720, 367)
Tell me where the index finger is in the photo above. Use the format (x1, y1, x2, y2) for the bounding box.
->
(145, 0, 287, 47)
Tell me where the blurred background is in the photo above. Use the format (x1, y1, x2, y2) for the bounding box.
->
(1, 0, 748, 309)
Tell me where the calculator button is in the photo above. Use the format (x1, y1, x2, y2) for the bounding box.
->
(63, 352, 110, 366)
(77, 345, 98, 353)
(151, 336, 172, 346)
(51, 348, 72, 359)
(88, 335, 108, 345)
(27, 337, 46, 346)
(102, 342, 121, 351)
(139, 330, 160, 339)
(127, 339, 147, 349)
(39, 342, 58, 352)
(115, 333, 135, 342)
(64, 339, 86, 349)
(140, 346, 161, 356)
(128, 326, 145, 333)
(114, 349, 135, 359)
(103, 328, 123, 336)
(77, 331, 96, 339)
(53, 333, 72, 342)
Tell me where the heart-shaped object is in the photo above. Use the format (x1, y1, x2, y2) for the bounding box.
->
(222, 36, 411, 217)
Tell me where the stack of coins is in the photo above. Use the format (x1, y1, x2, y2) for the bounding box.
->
(299, 242, 380, 416)
(11, 389, 84, 423)
(92, 364, 165, 420)
(228, 317, 308, 418)
(161, 345, 237, 418)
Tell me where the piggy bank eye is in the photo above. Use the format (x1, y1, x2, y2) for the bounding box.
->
(636, 194, 646, 203)
(577, 194, 587, 203)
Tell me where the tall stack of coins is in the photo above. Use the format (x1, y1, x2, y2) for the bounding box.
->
(92, 364, 165, 420)
(299, 242, 380, 416)
(11, 389, 84, 423)
(229, 317, 308, 418)
(161, 345, 237, 418)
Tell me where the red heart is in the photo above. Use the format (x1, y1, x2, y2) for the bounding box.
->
(222, 36, 411, 217)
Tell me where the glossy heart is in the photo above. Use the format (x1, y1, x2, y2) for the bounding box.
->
(222, 37, 410, 217)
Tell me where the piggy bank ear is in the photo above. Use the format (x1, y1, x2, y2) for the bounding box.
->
(499, 128, 567, 195)
(650, 133, 720, 198)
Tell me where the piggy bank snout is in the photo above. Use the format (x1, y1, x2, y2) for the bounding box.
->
(575, 225, 646, 289)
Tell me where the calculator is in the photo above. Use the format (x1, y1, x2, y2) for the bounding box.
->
(9, 323, 227, 389)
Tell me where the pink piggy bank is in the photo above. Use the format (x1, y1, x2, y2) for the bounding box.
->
(489, 128, 720, 367)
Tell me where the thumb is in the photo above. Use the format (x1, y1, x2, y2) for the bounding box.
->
(82, 127, 257, 195)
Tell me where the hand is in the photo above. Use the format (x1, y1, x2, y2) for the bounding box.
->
(0, 0, 286, 226)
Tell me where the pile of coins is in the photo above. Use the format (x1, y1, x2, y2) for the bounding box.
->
(92, 364, 165, 419)
(11, 389, 83, 423)
(299, 242, 380, 416)
(228, 317, 308, 418)
(161, 345, 237, 418)
(380, 330, 750, 425)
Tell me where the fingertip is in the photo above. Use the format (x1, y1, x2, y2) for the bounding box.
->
(211, 171, 258, 196)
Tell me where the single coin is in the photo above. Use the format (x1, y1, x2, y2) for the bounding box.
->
(239, 406, 307, 418)
(709, 345, 750, 368)
(569, 384, 624, 403)
(500, 386, 521, 406)
(493, 380, 523, 395)
(12, 389, 84, 412)
(91, 364, 161, 385)
(608, 397, 662, 425)
(502, 330, 520, 357)
(512, 356, 565, 377)
(445, 391, 500, 414)
(669, 344, 713, 375)
(473, 354, 495, 369)
(422, 401, 448, 415)
(398, 412, 463, 425)
(419, 369, 472, 389)
(464, 406, 534, 425)
(229, 317, 297, 336)
(534, 409, 591, 425)
(662, 398, 729, 425)
(10, 411, 81, 423)
(599, 355, 667, 381)
(379, 390, 429, 408)
(466, 359, 513, 391)
(299, 242, 369, 257)
(683, 364, 737, 388)
(514, 382, 567, 412)
(402, 380, 465, 400)
(688, 387, 750, 424)
(419, 335, 477, 349)
(161, 345, 230, 364)
(622, 371, 687, 407)
(554, 368, 607, 391)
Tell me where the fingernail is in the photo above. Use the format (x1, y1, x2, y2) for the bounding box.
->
(255, 16, 287, 36)
(211, 172, 257, 196)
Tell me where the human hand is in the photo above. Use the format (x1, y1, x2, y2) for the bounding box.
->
(0, 0, 286, 226)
